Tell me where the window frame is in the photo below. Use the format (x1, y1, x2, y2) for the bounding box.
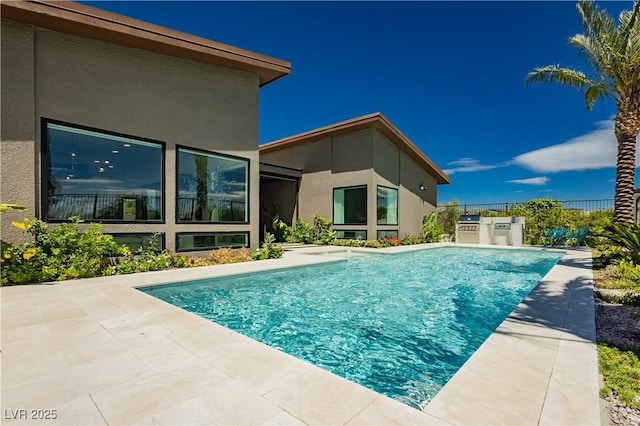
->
(332, 185, 368, 226)
(175, 231, 250, 252)
(175, 145, 250, 225)
(376, 185, 399, 226)
(41, 118, 166, 224)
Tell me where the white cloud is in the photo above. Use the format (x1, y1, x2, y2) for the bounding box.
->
(507, 176, 550, 186)
(443, 157, 499, 175)
(512, 119, 640, 173)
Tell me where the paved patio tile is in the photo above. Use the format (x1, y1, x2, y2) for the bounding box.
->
(90, 367, 231, 425)
(423, 369, 546, 425)
(263, 369, 379, 425)
(261, 410, 306, 425)
(190, 380, 284, 425)
(347, 396, 451, 425)
(210, 340, 312, 395)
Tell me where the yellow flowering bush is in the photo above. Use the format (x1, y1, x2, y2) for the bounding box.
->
(1, 217, 127, 285)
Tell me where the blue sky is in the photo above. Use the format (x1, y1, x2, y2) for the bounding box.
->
(83, 0, 638, 204)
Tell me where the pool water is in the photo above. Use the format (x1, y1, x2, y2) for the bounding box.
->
(141, 246, 564, 409)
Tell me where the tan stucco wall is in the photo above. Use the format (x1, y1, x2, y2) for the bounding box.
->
(261, 128, 439, 240)
(373, 130, 437, 237)
(1, 20, 37, 244)
(1, 21, 261, 249)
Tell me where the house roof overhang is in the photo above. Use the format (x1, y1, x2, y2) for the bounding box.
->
(260, 112, 451, 185)
(1, 0, 291, 87)
(259, 162, 302, 183)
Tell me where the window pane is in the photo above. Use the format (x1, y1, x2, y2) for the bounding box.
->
(333, 186, 366, 225)
(110, 233, 164, 252)
(377, 230, 398, 239)
(45, 122, 163, 221)
(177, 148, 248, 222)
(335, 230, 367, 240)
(377, 186, 398, 225)
(176, 232, 249, 251)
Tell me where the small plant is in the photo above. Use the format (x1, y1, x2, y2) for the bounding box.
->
(0, 203, 26, 214)
(437, 201, 460, 241)
(421, 212, 443, 243)
(598, 342, 640, 408)
(209, 247, 252, 264)
(284, 219, 315, 244)
(252, 233, 283, 260)
(313, 214, 335, 245)
(401, 234, 425, 245)
(600, 223, 640, 265)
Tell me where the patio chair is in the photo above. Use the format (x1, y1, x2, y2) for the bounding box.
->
(544, 227, 567, 246)
(566, 227, 589, 247)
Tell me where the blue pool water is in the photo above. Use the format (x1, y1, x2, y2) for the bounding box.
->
(141, 246, 564, 409)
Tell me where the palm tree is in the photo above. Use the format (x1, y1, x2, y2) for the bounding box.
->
(526, 0, 640, 223)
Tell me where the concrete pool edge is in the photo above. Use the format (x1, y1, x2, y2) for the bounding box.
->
(423, 246, 600, 425)
(1, 244, 599, 425)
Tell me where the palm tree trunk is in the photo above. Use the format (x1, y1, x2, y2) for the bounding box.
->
(613, 108, 640, 223)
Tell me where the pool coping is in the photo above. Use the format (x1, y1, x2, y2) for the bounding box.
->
(1, 243, 600, 425)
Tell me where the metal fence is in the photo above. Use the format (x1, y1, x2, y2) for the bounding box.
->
(438, 199, 614, 216)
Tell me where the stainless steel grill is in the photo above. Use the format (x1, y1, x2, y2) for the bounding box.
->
(456, 214, 481, 244)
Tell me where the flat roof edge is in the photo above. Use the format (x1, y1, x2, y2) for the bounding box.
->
(1, 0, 291, 86)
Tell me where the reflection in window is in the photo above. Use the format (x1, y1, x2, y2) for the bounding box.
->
(110, 233, 164, 252)
(176, 232, 249, 251)
(44, 121, 163, 221)
(377, 186, 398, 225)
(333, 186, 367, 225)
(335, 230, 367, 240)
(177, 148, 248, 223)
(377, 230, 398, 239)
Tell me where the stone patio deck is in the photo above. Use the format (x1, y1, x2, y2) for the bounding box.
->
(1, 244, 601, 425)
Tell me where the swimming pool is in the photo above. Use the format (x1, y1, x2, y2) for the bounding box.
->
(140, 246, 564, 409)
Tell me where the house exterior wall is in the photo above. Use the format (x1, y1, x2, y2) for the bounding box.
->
(373, 130, 438, 237)
(1, 20, 261, 250)
(261, 128, 439, 239)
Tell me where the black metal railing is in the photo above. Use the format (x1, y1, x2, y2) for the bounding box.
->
(438, 199, 614, 216)
(47, 194, 161, 221)
(177, 197, 246, 222)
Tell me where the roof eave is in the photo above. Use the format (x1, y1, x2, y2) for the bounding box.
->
(1, 0, 291, 87)
(260, 113, 451, 185)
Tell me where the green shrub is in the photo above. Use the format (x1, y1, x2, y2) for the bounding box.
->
(285, 219, 314, 244)
(437, 201, 460, 241)
(600, 223, 640, 265)
(313, 214, 335, 245)
(421, 212, 443, 242)
(598, 342, 640, 408)
(401, 234, 425, 245)
(1, 217, 126, 285)
(252, 233, 283, 260)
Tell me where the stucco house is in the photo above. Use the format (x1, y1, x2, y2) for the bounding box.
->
(1, 0, 290, 252)
(260, 113, 450, 240)
(1, 1, 449, 252)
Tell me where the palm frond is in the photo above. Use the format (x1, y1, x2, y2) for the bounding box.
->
(525, 65, 592, 88)
(584, 83, 614, 110)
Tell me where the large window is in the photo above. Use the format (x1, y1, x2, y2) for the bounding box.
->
(377, 186, 398, 225)
(177, 147, 248, 223)
(333, 186, 367, 225)
(43, 120, 163, 222)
